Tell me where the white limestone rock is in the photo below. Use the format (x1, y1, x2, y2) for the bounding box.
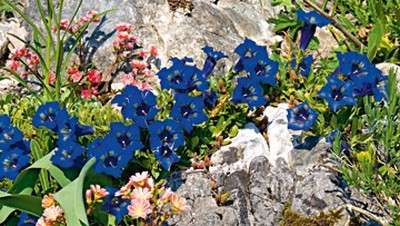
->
(210, 123, 270, 174)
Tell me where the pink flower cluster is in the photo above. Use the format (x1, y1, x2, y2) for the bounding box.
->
(66, 61, 102, 99)
(36, 194, 65, 226)
(52, 10, 100, 33)
(121, 58, 157, 91)
(112, 23, 138, 59)
(114, 171, 190, 223)
(9, 47, 41, 79)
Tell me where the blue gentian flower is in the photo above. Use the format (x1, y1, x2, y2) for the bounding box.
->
(170, 94, 208, 132)
(245, 56, 279, 85)
(318, 76, 356, 112)
(287, 101, 318, 130)
(291, 55, 314, 77)
(112, 85, 159, 128)
(232, 77, 268, 109)
(352, 73, 388, 101)
(0, 147, 30, 180)
(149, 119, 185, 150)
(88, 140, 132, 178)
(154, 144, 181, 170)
(234, 38, 269, 73)
(0, 115, 11, 133)
(203, 90, 219, 107)
(201, 46, 228, 79)
(158, 58, 210, 93)
(102, 187, 130, 223)
(32, 102, 65, 131)
(332, 52, 379, 89)
(18, 212, 38, 226)
(56, 111, 95, 141)
(104, 122, 144, 152)
(296, 10, 332, 50)
(51, 139, 86, 169)
(0, 126, 24, 150)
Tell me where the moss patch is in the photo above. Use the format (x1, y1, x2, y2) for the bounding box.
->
(281, 202, 343, 226)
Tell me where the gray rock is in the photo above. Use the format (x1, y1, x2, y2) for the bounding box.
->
(263, 103, 293, 166)
(168, 139, 390, 225)
(210, 123, 270, 174)
(23, 0, 280, 86)
(376, 62, 400, 91)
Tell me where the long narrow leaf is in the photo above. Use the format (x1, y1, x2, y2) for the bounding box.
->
(54, 158, 96, 226)
(30, 139, 50, 192)
(0, 194, 43, 217)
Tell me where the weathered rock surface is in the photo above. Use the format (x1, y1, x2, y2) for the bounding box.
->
(20, 0, 281, 84)
(166, 120, 391, 225)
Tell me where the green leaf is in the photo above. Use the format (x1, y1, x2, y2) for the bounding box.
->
(0, 193, 43, 217)
(30, 139, 50, 192)
(367, 21, 383, 61)
(53, 158, 96, 226)
(27, 150, 71, 188)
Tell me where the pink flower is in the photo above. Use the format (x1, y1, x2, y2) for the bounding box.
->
(160, 188, 174, 202)
(116, 23, 132, 32)
(48, 71, 55, 84)
(128, 34, 137, 41)
(11, 47, 28, 59)
(125, 42, 134, 50)
(90, 184, 109, 200)
(150, 45, 158, 57)
(142, 69, 155, 77)
(87, 69, 102, 83)
(79, 15, 90, 23)
(41, 193, 55, 208)
(170, 194, 190, 214)
(43, 205, 63, 222)
(36, 217, 53, 226)
(132, 80, 152, 91)
(129, 171, 154, 189)
(81, 89, 92, 99)
(87, 10, 100, 22)
(68, 68, 84, 82)
(10, 61, 20, 70)
(122, 73, 134, 86)
(130, 60, 147, 70)
(117, 31, 129, 41)
(60, 19, 69, 30)
(130, 187, 152, 201)
(128, 199, 152, 219)
(115, 182, 133, 199)
(85, 189, 93, 204)
(140, 50, 148, 58)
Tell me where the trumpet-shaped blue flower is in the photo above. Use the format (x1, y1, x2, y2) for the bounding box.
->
(112, 85, 159, 128)
(0, 147, 30, 180)
(88, 140, 132, 178)
(318, 76, 356, 112)
(203, 90, 219, 107)
(57, 111, 95, 141)
(149, 119, 184, 150)
(158, 57, 209, 93)
(232, 77, 268, 109)
(234, 38, 269, 73)
(0, 126, 24, 150)
(170, 94, 208, 132)
(201, 46, 228, 79)
(287, 101, 318, 130)
(32, 102, 65, 131)
(297, 10, 332, 50)
(154, 144, 181, 171)
(291, 55, 314, 77)
(51, 139, 86, 169)
(18, 212, 38, 226)
(0, 115, 11, 133)
(104, 122, 144, 152)
(102, 187, 130, 223)
(245, 56, 279, 85)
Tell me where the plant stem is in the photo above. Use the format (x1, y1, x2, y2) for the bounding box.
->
(302, 0, 364, 49)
